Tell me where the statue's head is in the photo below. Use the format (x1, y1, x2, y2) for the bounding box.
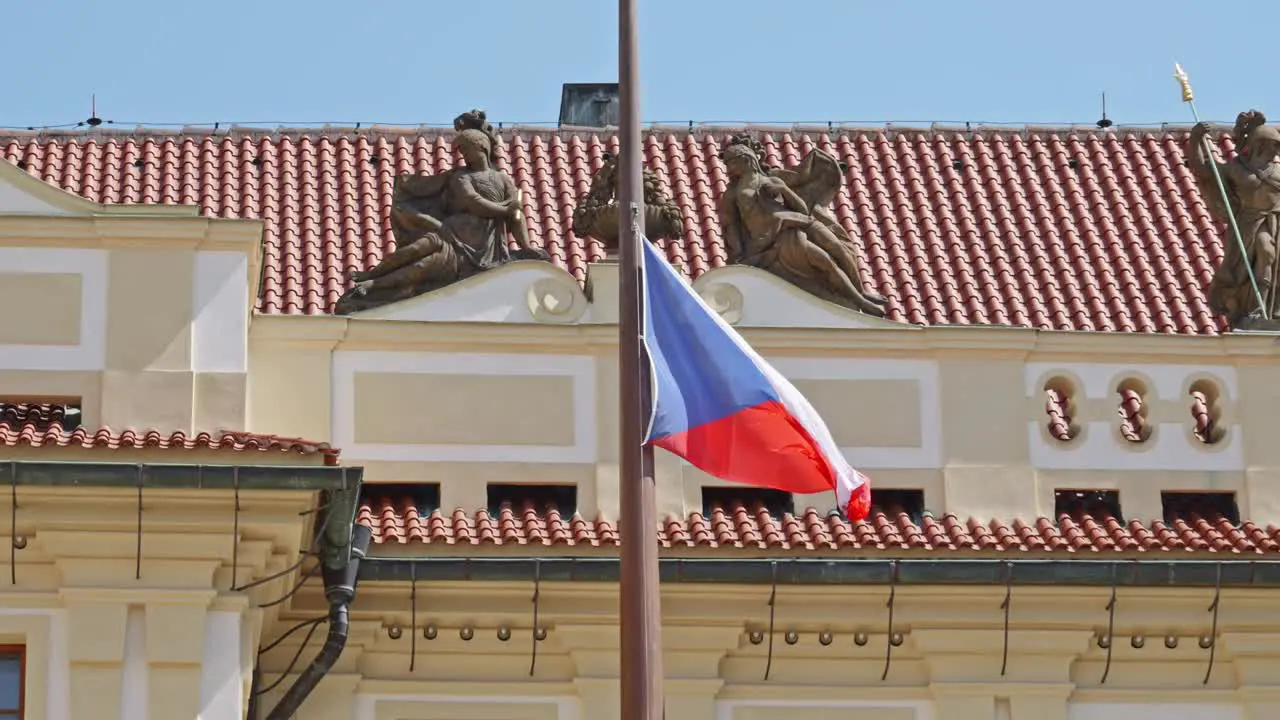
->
(1235, 110, 1268, 145)
(1247, 124, 1280, 162)
(454, 109, 490, 133)
(596, 152, 619, 185)
(452, 109, 500, 162)
(454, 128, 493, 165)
(720, 142, 762, 180)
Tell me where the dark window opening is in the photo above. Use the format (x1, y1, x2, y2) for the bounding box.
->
(0, 645, 24, 717)
(0, 398, 82, 431)
(872, 489, 925, 525)
(487, 484, 578, 515)
(1162, 492, 1239, 525)
(363, 483, 441, 515)
(701, 487, 794, 517)
(1055, 489, 1123, 522)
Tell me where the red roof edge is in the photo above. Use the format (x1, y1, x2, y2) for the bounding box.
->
(0, 417, 340, 463)
(216, 431, 341, 465)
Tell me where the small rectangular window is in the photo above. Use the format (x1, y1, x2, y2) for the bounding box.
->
(486, 484, 577, 515)
(362, 483, 441, 514)
(871, 489, 925, 525)
(0, 399, 82, 431)
(0, 646, 24, 716)
(1161, 492, 1239, 525)
(0, 394, 82, 427)
(1055, 489, 1123, 522)
(701, 487, 794, 517)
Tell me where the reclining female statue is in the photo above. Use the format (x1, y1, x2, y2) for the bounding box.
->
(334, 113, 548, 315)
(718, 137, 888, 317)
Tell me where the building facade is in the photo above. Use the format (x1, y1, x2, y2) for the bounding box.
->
(0, 124, 1276, 720)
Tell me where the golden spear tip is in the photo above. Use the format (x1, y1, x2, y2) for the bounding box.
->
(1173, 62, 1194, 103)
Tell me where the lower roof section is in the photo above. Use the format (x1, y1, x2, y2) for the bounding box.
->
(0, 403, 340, 464)
(357, 497, 1277, 555)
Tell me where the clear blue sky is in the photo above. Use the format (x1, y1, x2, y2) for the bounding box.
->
(4, 0, 1274, 130)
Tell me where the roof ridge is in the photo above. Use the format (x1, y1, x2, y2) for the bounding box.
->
(0, 122, 1209, 143)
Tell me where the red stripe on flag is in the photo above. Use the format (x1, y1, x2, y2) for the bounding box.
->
(652, 399, 838, 497)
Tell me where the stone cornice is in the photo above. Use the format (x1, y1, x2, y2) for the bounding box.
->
(250, 312, 1276, 361)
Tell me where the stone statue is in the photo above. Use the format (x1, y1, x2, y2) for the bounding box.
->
(1187, 111, 1280, 327)
(333, 110, 550, 315)
(717, 135, 888, 317)
(571, 152, 684, 252)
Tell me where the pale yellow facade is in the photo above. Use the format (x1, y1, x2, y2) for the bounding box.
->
(0, 149, 1277, 719)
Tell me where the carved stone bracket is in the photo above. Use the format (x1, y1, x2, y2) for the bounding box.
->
(698, 282, 745, 325)
(1234, 315, 1280, 333)
(527, 276, 586, 323)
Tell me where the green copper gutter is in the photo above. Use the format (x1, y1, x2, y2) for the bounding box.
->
(358, 557, 1280, 588)
(0, 460, 364, 570)
(0, 460, 358, 491)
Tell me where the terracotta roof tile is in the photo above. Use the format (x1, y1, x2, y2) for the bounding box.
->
(0, 403, 338, 462)
(0, 403, 78, 429)
(1190, 390, 1217, 443)
(1044, 387, 1073, 442)
(0, 126, 1231, 334)
(1118, 387, 1148, 442)
(357, 497, 1279, 554)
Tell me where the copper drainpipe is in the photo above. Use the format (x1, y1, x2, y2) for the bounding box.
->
(264, 523, 372, 720)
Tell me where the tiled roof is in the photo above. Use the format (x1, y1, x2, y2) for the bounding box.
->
(357, 497, 1276, 555)
(0, 125, 1229, 334)
(0, 403, 77, 428)
(0, 403, 338, 462)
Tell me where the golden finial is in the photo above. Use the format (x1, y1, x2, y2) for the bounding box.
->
(1174, 63, 1194, 104)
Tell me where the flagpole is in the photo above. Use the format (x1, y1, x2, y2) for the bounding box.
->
(617, 0, 664, 717)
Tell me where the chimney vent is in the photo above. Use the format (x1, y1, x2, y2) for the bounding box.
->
(559, 83, 620, 128)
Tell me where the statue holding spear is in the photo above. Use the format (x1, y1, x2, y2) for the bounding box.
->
(1176, 64, 1280, 328)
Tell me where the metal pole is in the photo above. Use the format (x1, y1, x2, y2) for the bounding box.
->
(618, 0, 664, 718)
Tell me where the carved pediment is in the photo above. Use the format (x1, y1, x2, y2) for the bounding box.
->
(692, 266, 909, 330)
(342, 260, 908, 329)
(345, 261, 588, 324)
(0, 159, 91, 215)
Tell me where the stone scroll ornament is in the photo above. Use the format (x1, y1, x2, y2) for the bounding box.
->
(716, 134, 888, 317)
(570, 152, 685, 252)
(333, 110, 551, 315)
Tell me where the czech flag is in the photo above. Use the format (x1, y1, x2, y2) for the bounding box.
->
(641, 239, 872, 521)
